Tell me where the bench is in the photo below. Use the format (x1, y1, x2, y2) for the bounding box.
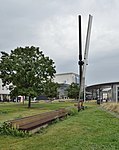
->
(9, 108, 68, 132)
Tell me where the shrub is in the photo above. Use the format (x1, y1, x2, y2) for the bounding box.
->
(0, 122, 30, 137)
(67, 107, 78, 116)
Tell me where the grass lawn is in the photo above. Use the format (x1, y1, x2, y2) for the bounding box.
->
(0, 101, 74, 122)
(0, 101, 119, 150)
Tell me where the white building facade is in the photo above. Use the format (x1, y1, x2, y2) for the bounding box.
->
(0, 79, 10, 101)
(54, 73, 79, 85)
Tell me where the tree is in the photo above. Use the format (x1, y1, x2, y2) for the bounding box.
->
(0, 46, 56, 107)
(43, 81, 59, 99)
(67, 83, 80, 100)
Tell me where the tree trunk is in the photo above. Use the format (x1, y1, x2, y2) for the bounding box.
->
(23, 96, 25, 105)
(28, 96, 31, 108)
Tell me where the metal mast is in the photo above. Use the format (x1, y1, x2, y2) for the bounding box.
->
(83, 15, 93, 102)
(78, 14, 93, 111)
(78, 15, 84, 111)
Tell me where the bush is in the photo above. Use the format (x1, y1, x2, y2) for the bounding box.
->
(67, 107, 78, 116)
(0, 122, 30, 137)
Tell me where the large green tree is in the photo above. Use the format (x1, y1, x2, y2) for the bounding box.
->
(0, 46, 56, 107)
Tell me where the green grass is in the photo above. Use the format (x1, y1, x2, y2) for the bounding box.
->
(0, 101, 73, 122)
(0, 101, 119, 150)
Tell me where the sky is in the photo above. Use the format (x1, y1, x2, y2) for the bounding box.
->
(0, 0, 119, 86)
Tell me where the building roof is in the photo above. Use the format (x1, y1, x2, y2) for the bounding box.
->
(86, 81, 119, 91)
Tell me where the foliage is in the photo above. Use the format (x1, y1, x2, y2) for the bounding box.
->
(0, 46, 56, 107)
(0, 122, 30, 137)
(66, 83, 80, 99)
(67, 107, 78, 116)
(43, 81, 59, 98)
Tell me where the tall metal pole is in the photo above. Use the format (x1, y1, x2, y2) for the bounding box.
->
(79, 15, 82, 86)
(83, 14, 93, 102)
(78, 15, 84, 111)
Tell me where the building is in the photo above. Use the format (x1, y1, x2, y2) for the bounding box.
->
(86, 82, 119, 103)
(54, 73, 79, 85)
(54, 73, 79, 99)
(0, 79, 10, 101)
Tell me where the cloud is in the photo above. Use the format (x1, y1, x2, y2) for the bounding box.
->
(0, 0, 119, 85)
(37, 15, 78, 72)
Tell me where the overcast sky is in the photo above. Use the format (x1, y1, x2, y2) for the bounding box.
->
(0, 0, 119, 85)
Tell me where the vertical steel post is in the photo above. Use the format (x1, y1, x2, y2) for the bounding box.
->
(83, 15, 93, 102)
(78, 15, 83, 111)
(79, 15, 82, 86)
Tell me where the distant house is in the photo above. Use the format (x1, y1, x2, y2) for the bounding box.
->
(0, 79, 10, 101)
